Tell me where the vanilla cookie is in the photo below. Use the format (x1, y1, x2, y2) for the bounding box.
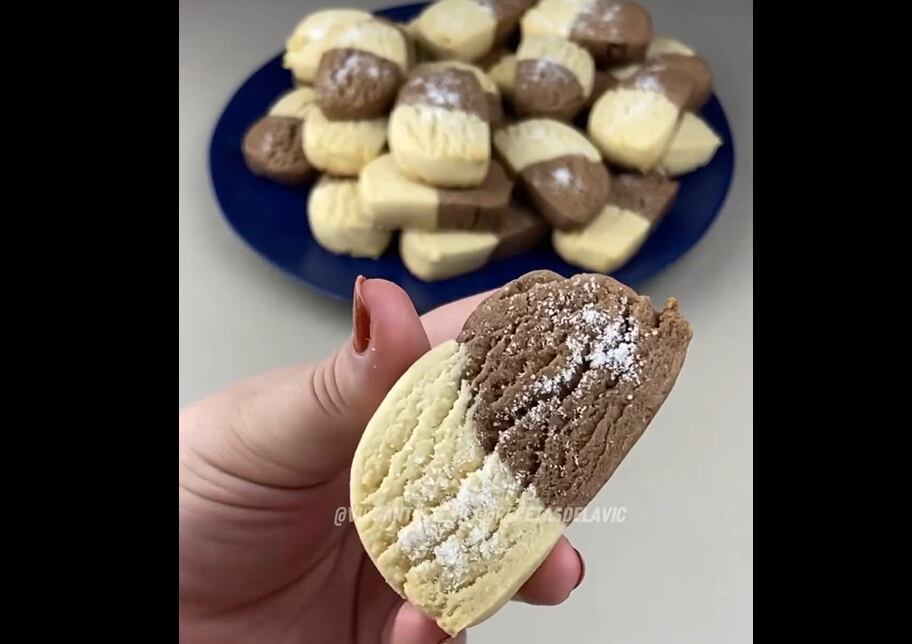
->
(304, 106, 387, 176)
(351, 270, 692, 635)
(283, 9, 373, 85)
(553, 173, 677, 271)
(658, 112, 721, 176)
(389, 68, 492, 188)
(512, 35, 595, 121)
(268, 86, 316, 120)
(399, 205, 547, 281)
(242, 116, 314, 185)
(307, 176, 391, 259)
(494, 119, 609, 229)
(522, 0, 652, 66)
(314, 20, 409, 120)
(360, 154, 513, 231)
(414, 0, 531, 62)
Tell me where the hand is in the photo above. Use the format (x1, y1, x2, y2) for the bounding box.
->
(179, 278, 586, 643)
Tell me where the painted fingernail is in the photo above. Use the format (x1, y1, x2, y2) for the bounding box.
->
(573, 547, 585, 589)
(353, 275, 370, 354)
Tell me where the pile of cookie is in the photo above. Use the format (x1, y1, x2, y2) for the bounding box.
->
(241, 0, 723, 281)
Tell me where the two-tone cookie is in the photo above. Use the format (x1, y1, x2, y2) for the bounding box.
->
(414, 0, 532, 62)
(608, 36, 699, 81)
(513, 35, 595, 121)
(389, 67, 492, 188)
(359, 154, 513, 231)
(242, 116, 314, 185)
(411, 61, 504, 126)
(304, 106, 387, 176)
(283, 9, 373, 85)
(313, 19, 410, 120)
(553, 173, 677, 271)
(658, 112, 722, 176)
(522, 0, 652, 66)
(351, 270, 692, 634)
(307, 176, 392, 259)
(494, 119, 610, 229)
(399, 205, 547, 281)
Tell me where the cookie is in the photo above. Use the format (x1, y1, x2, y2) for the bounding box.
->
(414, 0, 530, 62)
(411, 61, 504, 126)
(388, 67, 492, 188)
(283, 9, 373, 85)
(494, 119, 609, 229)
(658, 112, 722, 176)
(350, 270, 692, 635)
(307, 176, 392, 259)
(513, 35, 595, 121)
(268, 87, 316, 120)
(399, 205, 547, 281)
(304, 106, 387, 176)
(522, 0, 652, 66)
(587, 60, 694, 171)
(242, 116, 314, 185)
(608, 41, 712, 111)
(313, 20, 409, 120)
(360, 154, 514, 231)
(553, 173, 677, 271)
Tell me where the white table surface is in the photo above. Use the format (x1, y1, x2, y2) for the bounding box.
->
(179, 1, 753, 641)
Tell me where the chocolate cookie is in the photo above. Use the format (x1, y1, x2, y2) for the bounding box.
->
(360, 154, 514, 231)
(351, 270, 692, 635)
(553, 173, 678, 271)
(399, 205, 547, 281)
(389, 67, 492, 187)
(513, 35, 595, 121)
(241, 116, 314, 185)
(313, 20, 409, 120)
(494, 118, 610, 229)
(522, 0, 653, 66)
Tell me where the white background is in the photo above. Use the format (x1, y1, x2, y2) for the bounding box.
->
(179, 1, 753, 641)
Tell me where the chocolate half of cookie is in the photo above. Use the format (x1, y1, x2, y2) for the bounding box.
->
(569, 0, 653, 66)
(457, 270, 692, 511)
(513, 35, 594, 121)
(409, 61, 504, 126)
(242, 115, 313, 185)
(398, 67, 491, 122)
(635, 53, 713, 111)
(313, 19, 409, 120)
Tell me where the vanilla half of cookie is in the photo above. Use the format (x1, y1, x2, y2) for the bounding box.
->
(307, 176, 391, 259)
(304, 106, 387, 176)
(351, 270, 692, 635)
(513, 35, 595, 121)
(314, 19, 409, 120)
(553, 173, 678, 272)
(494, 118, 610, 229)
(389, 68, 492, 188)
(360, 154, 513, 231)
(658, 112, 722, 176)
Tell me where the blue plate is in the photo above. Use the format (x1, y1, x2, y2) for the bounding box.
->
(209, 2, 735, 313)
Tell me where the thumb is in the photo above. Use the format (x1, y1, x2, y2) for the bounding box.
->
(191, 276, 431, 488)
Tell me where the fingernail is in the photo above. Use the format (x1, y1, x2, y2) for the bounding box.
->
(352, 275, 370, 354)
(573, 547, 585, 589)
